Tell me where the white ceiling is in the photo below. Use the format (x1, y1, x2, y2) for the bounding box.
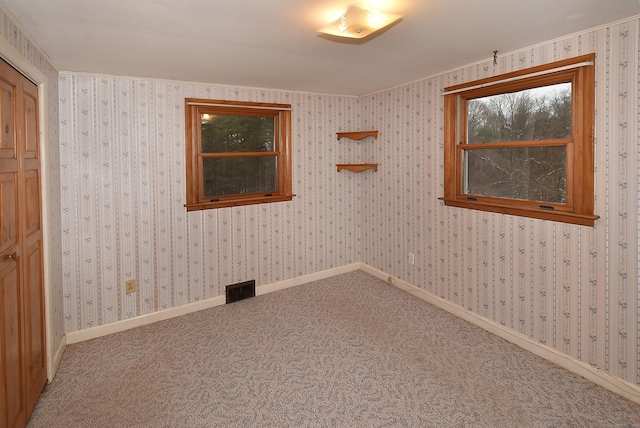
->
(3, 0, 639, 96)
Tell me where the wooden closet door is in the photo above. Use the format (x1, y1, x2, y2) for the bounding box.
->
(0, 58, 45, 428)
(0, 58, 25, 428)
(20, 74, 46, 419)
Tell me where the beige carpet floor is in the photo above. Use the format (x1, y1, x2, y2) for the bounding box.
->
(28, 271, 640, 427)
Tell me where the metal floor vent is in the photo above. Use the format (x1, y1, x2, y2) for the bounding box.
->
(225, 280, 256, 304)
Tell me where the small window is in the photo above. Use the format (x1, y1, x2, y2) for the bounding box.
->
(185, 99, 294, 211)
(441, 54, 598, 226)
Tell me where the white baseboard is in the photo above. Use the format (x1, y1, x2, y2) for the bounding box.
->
(66, 295, 225, 344)
(61, 261, 640, 405)
(359, 264, 640, 406)
(48, 334, 67, 382)
(257, 262, 363, 295)
(66, 263, 363, 345)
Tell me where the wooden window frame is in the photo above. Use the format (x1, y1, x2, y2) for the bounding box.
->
(441, 54, 599, 227)
(185, 98, 294, 211)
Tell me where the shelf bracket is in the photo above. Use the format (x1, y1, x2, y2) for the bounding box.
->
(336, 131, 378, 141)
(336, 164, 378, 173)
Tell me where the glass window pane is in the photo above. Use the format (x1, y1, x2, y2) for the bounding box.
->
(203, 157, 277, 198)
(201, 114, 275, 153)
(467, 82, 571, 144)
(463, 146, 566, 203)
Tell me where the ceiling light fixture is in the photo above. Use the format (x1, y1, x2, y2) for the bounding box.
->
(318, 4, 403, 39)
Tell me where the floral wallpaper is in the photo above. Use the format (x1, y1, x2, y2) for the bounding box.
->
(57, 16, 640, 390)
(58, 79, 364, 330)
(361, 19, 639, 386)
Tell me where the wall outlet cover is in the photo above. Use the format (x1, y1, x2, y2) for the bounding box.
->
(125, 279, 137, 294)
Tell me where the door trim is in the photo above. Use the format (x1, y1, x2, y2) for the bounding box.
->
(0, 34, 57, 382)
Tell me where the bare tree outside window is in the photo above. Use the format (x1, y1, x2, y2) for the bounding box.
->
(185, 99, 293, 211)
(441, 53, 598, 226)
(465, 83, 571, 204)
(201, 114, 277, 197)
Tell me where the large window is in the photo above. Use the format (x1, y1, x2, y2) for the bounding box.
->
(185, 99, 294, 211)
(441, 54, 598, 226)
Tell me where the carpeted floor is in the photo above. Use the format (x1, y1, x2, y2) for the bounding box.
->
(28, 271, 640, 427)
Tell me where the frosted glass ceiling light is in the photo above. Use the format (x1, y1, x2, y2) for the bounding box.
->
(318, 4, 403, 39)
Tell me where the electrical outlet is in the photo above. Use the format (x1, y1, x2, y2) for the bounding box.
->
(125, 279, 137, 294)
(409, 252, 415, 265)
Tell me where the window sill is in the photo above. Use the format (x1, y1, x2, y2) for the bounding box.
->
(186, 194, 295, 211)
(439, 197, 599, 227)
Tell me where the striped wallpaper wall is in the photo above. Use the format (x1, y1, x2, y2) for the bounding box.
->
(57, 16, 640, 389)
(362, 18, 640, 386)
(58, 79, 364, 330)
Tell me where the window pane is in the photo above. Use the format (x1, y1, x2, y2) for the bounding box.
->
(467, 82, 572, 144)
(203, 157, 277, 197)
(463, 146, 566, 203)
(201, 114, 275, 153)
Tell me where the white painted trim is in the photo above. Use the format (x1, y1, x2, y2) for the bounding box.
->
(257, 262, 362, 295)
(57, 260, 640, 404)
(50, 335, 66, 383)
(0, 5, 59, 71)
(0, 33, 62, 383)
(66, 295, 225, 344)
(0, 29, 47, 84)
(66, 263, 363, 344)
(359, 264, 640, 406)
